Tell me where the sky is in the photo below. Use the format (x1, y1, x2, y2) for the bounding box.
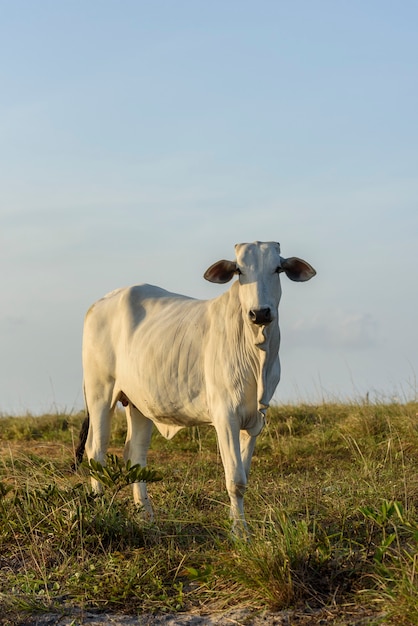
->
(1, 0, 418, 415)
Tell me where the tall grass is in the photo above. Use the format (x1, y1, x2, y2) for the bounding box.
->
(1, 402, 418, 624)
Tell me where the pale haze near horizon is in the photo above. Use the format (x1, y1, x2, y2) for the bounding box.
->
(1, 1, 418, 415)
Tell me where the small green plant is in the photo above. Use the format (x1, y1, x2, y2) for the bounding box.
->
(359, 500, 404, 562)
(88, 453, 162, 493)
(183, 564, 213, 585)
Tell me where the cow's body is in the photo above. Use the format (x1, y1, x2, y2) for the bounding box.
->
(78, 242, 316, 531)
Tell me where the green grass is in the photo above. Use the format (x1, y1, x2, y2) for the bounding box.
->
(1, 402, 418, 624)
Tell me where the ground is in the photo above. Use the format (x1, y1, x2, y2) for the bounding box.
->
(11, 605, 384, 626)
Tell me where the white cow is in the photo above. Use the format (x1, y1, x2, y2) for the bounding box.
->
(75, 241, 316, 531)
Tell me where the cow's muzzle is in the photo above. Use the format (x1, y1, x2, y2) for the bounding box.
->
(249, 307, 272, 325)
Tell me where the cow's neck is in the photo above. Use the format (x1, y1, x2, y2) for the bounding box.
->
(219, 282, 281, 414)
(255, 322, 281, 415)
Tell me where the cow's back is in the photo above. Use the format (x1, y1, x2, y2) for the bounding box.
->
(83, 284, 213, 423)
(83, 284, 197, 367)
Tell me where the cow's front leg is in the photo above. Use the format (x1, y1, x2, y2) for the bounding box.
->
(124, 403, 154, 520)
(214, 417, 248, 534)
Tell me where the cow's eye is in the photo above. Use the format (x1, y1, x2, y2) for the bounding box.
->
(276, 266, 284, 273)
(236, 268, 242, 275)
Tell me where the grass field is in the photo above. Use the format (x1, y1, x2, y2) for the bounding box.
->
(1, 402, 418, 625)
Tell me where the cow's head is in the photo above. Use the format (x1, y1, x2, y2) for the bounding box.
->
(204, 241, 316, 331)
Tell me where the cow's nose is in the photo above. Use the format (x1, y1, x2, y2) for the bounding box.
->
(249, 307, 272, 325)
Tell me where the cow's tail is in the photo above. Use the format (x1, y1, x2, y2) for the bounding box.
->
(72, 384, 90, 471)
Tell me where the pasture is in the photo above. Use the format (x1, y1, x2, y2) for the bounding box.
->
(1, 402, 418, 625)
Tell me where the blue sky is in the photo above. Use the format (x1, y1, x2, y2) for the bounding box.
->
(1, 1, 418, 414)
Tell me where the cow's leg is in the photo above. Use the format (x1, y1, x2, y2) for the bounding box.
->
(124, 403, 154, 520)
(240, 429, 257, 481)
(84, 384, 113, 495)
(214, 417, 248, 533)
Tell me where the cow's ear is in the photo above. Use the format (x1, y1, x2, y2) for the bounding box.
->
(204, 260, 238, 284)
(279, 257, 316, 282)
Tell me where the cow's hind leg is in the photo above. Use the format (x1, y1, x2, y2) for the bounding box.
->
(124, 403, 154, 520)
(84, 386, 114, 495)
(240, 430, 257, 482)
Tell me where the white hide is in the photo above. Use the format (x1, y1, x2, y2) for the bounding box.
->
(82, 241, 316, 530)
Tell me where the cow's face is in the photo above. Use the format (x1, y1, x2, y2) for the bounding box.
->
(204, 241, 316, 332)
(234, 242, 283, 328)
